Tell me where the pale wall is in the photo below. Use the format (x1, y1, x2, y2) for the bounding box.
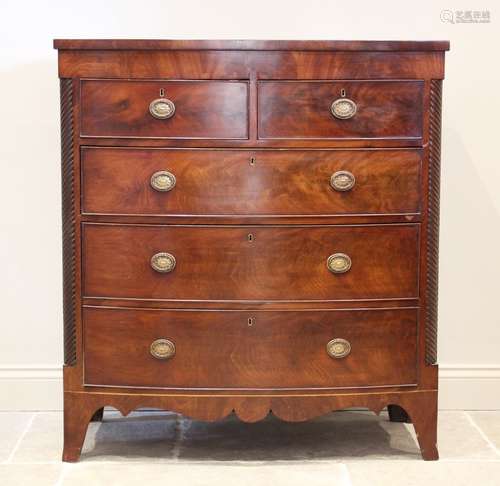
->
(0, 0, 499, 409)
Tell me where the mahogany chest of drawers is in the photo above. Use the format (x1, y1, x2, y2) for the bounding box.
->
(54, 39, 449, 461)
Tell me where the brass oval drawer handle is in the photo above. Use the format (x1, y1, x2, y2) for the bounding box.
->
(326, 338, 351, 359)
(151, 252, 176, 273)
(151, 170, 176, 192)
(327, 253, 352, 274)
(149, 98, 176, 119)
(150, 338, 176, 360)
(330, 170, 355, 192)
(330, 98, 357, 119)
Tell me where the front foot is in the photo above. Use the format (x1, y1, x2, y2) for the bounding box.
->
(63, 393, 102, 462)
(397, 392, 439, 461)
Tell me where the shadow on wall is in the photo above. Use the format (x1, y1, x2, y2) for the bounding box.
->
(0, 59, 63, 365)
(438, 126, 500, 363)
(83, 410, 421, 461)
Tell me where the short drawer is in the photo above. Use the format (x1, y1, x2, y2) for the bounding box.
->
(258, 81, 423, 140)
(80, 80, 248, 139)
(83, 307, 418, 389)
(81, 148, 421, 216)
(82, 224, 419, 301)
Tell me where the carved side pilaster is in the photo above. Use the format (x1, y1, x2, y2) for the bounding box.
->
(425, 80, 442, 365)
(60, 79, 76, 366)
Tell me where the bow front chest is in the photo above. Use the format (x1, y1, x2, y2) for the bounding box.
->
(55, 39, 449, 461)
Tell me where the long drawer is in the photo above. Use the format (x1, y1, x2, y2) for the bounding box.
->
(258, 80, 423, 140)
(83, 307, 418, 389)
(80, 80, 248, 139)
(82, 224, 419, 301)
(81, 148, 422, 216)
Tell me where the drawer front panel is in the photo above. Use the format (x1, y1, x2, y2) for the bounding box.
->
(258, 81, 423, 140)
(82, 224, 419, 301)
(83, 307, 418, 389)
(81, 148, 421, 216)
(80, 80, 248, 139)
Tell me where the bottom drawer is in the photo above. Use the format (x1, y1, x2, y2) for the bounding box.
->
(83, 307, 418, 389)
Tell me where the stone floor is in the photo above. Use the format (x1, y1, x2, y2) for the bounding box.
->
(0, 410, 499, 485)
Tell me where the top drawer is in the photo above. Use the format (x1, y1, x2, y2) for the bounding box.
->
(258, 81, 423, 141)
(80, 80, 248, 139)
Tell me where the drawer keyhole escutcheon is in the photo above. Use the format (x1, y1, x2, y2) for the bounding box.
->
(330, 170, 355, 192)
(248, 317, 256, 327)
(150, 170, 176, 192)
(151, 252, 176, 273)
(326, 338, 351, 359)
(149, 98, 176, 119)
(150, 339, 176, 360)
(327, 253, 352, 274)
(247, 233, 254, 242)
